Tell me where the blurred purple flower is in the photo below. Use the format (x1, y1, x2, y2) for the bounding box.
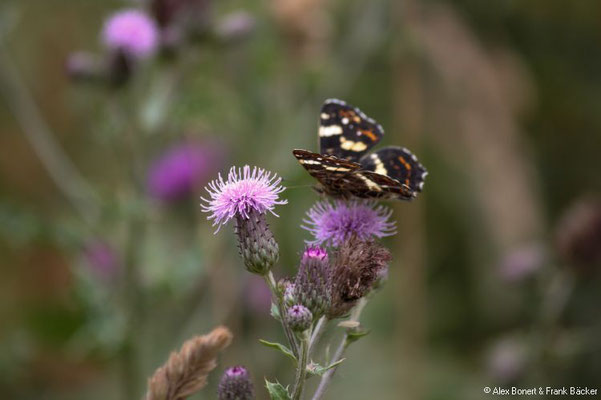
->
(65, 52, 104, 82)
(498, 243, 545, 282)
(215, 11, 256, 42)
(302, 200, 396, 247)
(201, 165, 287, 232)
(486, 337, 528, 383)
(102, 9, 159, 59)
(147, 141, 222, 202)
(84, 240, 120, 280)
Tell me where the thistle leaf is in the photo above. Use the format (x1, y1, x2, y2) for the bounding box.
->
(265, 379, 292, 400)
(345, 329, 370, 345)
(270, 302, 281, 321)
(306, 358, 346, 376)
(259, 339, 297, 363)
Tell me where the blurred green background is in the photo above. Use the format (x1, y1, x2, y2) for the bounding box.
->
(1, 0, 600, 399)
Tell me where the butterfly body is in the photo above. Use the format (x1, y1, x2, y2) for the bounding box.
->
(293, 99, 427, 200)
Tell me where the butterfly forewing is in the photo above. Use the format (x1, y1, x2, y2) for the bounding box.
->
(293, 150, 362, 196)
(319, 99, 384, 162)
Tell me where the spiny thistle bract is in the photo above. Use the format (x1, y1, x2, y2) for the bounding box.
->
(218, 366, 255, 400)
(293, 246, 331, 319)
(327, 237, 391, 319)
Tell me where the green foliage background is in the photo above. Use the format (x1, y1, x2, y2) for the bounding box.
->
(1, 0, 600, 399)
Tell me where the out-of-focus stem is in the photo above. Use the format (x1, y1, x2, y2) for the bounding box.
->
(311, 299, 368, 400)
(309, 316, 327, 356)
(0, 44, 98, 224)
(113, 89, 149, 400)
(530, 267, 575, 378)
(121, 210, 146, 400)
(265, 271, 299, 357)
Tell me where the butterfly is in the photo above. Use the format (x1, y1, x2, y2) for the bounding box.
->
(293, 98, 427, 200)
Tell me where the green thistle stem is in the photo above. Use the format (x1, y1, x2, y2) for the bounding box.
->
(265, 271, 299, 357)
(292, 331, 310, 400)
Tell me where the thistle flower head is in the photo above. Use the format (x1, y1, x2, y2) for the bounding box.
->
(286, 304, 313, 332)
(218, 365, 255, 400)
(302, 245, 328, 262)
(327, 237, 391, 319)
(556, 197, 601, 272)
(102, 9, 159, 59)
(303, 200, 396, 247)
(294, 246, 331, 319)
(201, 165, 287, 233)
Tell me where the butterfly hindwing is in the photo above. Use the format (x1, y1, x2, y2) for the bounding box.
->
(360, 146, 428, 194)
(319, 99, 384, 162)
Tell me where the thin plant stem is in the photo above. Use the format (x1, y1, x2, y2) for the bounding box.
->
(0, 44, 98, 224)
(309, 316, 327, 356)
(311, 299, 368, 400)
(265, 271, 300, 357)
(120, 211, 146, 400)
(528, 267, 575, 383)
(112, 87, 149, 400)
(292, 330, 310, 400)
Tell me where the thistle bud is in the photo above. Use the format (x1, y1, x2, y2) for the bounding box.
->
(287, 304, 313, 332)
(218, 366, 255, 400)
(327, 238, 391, 319)
(293, 246, 330, 319)
(278, 278, 297, 306)
(556, 198, 601, 272)
(234, 211, 279, 275)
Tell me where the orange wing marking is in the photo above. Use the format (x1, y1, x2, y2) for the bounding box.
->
(398, 156, 412, 186)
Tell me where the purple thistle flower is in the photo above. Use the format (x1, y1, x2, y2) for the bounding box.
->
(147, 141, 223, 202)
(303, 200, 396, 247)
(218, 365, 255, 400)
(303, 245, 328, 261)
(102, 9, 159, 59)
(201, 166, 287, 233)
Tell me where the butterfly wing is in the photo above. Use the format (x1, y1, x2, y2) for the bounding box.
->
(319, 99, 384, 162)
(360, 146, 428, 197)
(293, 149, 363, 197)
(293, 149, 417, 200)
